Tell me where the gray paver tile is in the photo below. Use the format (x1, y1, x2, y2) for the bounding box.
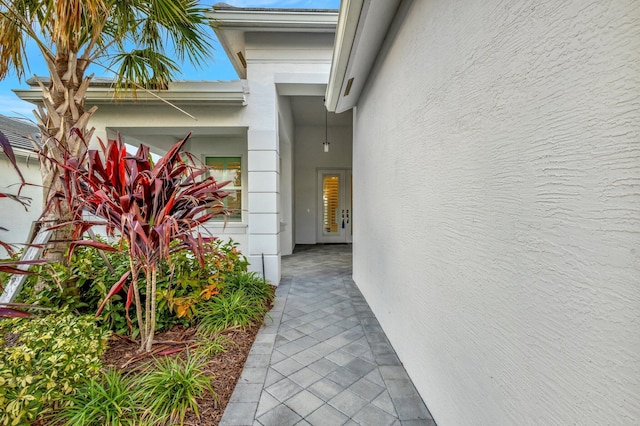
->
(372, 391, 398, 416)
(288, 367, 322, 388)
(256, 392, 280, 417)
(308, 342, 337, 357)
(230, 383, 263, 403)
(344, 358, 377, 377)
(342, 341, 369, 357)
(328, 389, 369, 417)
(270, 349, 287, 364)
(376, 353, 402, 366)
(308, 377, 345, 400)
(291, 348, 325, 365)
(386, 379, 418, 399)
(308, 358, 340, 376)
(244, 354, 271, 368)
(220, 402, 257, 426)
(266, 378, 303, 402)
(264, 368, 285, 387)
(392, 396, 432, 421)
(284, 390, 324, 417)
(272, 358, 305, 376)
(400, 420, 436, 426)
(325, 350, 356, 366)
(305, 404, 349, 426)
(348, 377, 385, 402)
(326, 367, 363, 387)
(257, 403, 301, 426)
(239, 367, 268, 384)
(277, 341, 306, 356)
(378, 366, 411, 381)
(352, 404, 398, 426)
(365, 369, 386, 387)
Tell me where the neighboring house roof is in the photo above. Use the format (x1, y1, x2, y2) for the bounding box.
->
(0, 114, 39, 152)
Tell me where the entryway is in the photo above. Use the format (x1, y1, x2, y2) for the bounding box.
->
(317, 169, 352, 243)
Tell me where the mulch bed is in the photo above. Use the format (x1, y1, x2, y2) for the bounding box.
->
(29, 322, 261, 425)
(101, 323, 262, 426)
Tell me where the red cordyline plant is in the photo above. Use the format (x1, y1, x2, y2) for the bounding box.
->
(48, 130, 230, 352)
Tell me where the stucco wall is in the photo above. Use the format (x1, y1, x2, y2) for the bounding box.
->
(0, 154, 42, 257)
(278, 94, 295, 255)
(352, 1, 640, 425)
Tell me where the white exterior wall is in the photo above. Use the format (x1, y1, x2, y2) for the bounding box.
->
(352, 1, 640, 425)
(278, 94, 295, 255)
(0, 154, 42, 257)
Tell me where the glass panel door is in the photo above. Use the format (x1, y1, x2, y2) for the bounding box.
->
(322, 174, 341, 236)
(317, 169, 352, 243)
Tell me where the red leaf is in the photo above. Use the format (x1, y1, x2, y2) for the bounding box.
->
(157, 347, 186, 356)
(0, 307, 33, 318)
(125, 281, 134, 311)
(96, 271, 131, 316)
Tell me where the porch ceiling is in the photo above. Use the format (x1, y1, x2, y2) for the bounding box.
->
(290, 96, 352, 127)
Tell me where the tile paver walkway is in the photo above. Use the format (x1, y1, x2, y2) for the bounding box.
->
(221, 244, 435, 426)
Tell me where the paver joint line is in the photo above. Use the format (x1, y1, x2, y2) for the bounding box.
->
(221, 245, 434, 425)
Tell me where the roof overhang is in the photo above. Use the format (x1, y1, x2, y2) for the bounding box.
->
(325, 0, 402, 113)
(209, 4, 338, 79)
(14, 80, 248, 107)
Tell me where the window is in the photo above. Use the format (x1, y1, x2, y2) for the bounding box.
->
(205, 156, 242, 221)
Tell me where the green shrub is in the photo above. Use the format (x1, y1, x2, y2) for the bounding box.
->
(0, 312, 110, 425)
(223, 271, 274, 302)
(198, 290, 268, 336)
(17, 238, 251, 337)
(194, 334, 234, 358)
(52, 369, 140, 426)
(136, 355, 214, 425)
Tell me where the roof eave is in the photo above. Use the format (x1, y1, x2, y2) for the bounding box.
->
(208, 7, 338, 80)
(13, 83, 248, 107)
(325, 0, 402, 113)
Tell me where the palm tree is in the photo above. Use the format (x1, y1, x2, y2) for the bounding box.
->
(0, 0, 213, 262)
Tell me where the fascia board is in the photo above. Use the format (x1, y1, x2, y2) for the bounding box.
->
(208, 9, 338, 32)
(326, 0, 402, 113)
(13, 87, 247, 107)
(213, 27, 247, 79)
(325, 0, 364, 112)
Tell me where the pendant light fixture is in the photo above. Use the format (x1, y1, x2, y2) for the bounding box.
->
(323, 99, 330, 153)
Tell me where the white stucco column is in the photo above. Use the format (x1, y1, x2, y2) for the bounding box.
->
(247, 128, 281, 285)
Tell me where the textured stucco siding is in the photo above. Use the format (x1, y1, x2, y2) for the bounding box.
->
(351, 1, 640, 425)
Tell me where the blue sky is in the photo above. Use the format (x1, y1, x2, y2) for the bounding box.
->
(0, 0, 341, 118)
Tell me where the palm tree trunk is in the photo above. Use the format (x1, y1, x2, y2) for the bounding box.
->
(33, 51, 97, 267)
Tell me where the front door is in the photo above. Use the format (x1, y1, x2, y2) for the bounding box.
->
(317, 169, 352, 243)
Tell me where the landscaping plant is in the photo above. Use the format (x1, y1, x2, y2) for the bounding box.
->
(198, 289, 269, 336)
(52, 368, 141, 426)
(136, 354, 214, 425)
(50, 132, 231, 352)
(0, 311, 110, 425)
